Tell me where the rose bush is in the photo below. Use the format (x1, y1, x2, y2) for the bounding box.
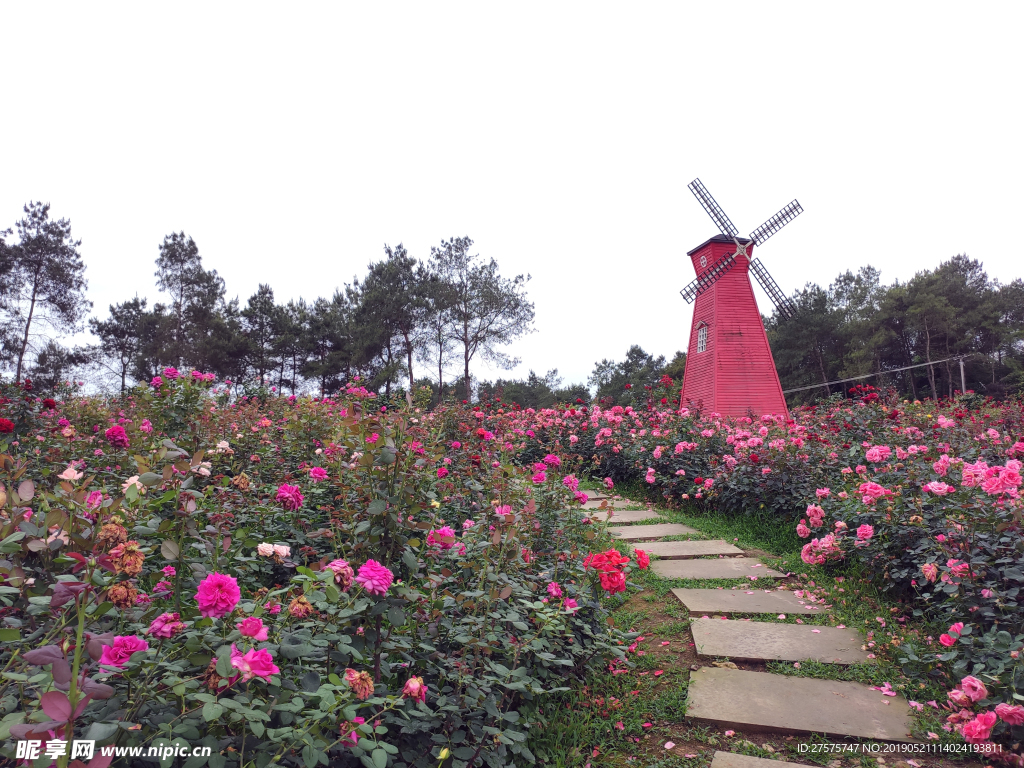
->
(0, 375, 635, 767)
(477, 387, 1023, 750)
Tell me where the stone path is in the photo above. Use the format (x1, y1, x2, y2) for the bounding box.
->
(690, 619, 872, 664)
(687, 668, 913, 741)
(639, 540, 744, 559)
(582, 498, 636, 509)
(607, 522, 698, 541)
(653, 557, 784, 579)
(587, 509, 666, 525)
(710, 752, 789, 768)
(607, 498, 919, 747)
(671, 588, 807, 614)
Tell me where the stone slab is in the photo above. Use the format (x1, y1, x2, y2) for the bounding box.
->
(582, 499, 636, 509)
(686, 667, 914, 741)
(638, 540, 744, 559)
(586, 509, 666, 525)
(691, 619, 871, 664)
(608, 523, 698, 541)
(652, 557, 784, 579)
(711, 752, 790, 768)
(671, 588, 808, 614)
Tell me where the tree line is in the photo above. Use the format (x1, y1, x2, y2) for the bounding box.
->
(0, 203, 535, 399)
(767, 255, 1024, 403)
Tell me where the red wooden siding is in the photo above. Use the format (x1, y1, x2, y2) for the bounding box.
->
(680, 237, 788, 417)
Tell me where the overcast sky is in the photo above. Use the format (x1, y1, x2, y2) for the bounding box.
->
(2, 3, 1021, 390)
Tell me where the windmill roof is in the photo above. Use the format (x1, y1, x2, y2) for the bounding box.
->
(687, 234, 752, 256)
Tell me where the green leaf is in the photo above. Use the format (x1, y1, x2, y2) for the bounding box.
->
(215, 654, 234, 677)
(84, 721, 120, 741)
(300, 670, 321, 691)
(368, 500, 387, 515)
(387, 607, 405, 627)
(161, 540, 180, 561)
(372, 748, 388, 768)
(249, 721, 265, 738)
(0, 629, 19, 642)
(0, 531, 26, 554)
(202, 701, 224, 721)
(139, 472, 162, 487)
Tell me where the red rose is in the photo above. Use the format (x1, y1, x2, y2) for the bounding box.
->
(0, 418, 14, 434)
(43, 398, 57, 410)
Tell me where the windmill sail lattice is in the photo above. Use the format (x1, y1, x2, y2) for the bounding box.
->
(687, 178, 739, 238)
(749, 201, 803, 246)
(679, 252, 738, 303)
(748, 258, 797, 319)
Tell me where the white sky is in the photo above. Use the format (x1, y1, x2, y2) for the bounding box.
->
(2, 3, 1022, 390)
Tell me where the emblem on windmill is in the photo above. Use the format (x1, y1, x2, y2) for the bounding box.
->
(678, 179, 803, 417)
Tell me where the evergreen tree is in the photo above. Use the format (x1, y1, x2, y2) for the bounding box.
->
(429, 237, 535, 400)
(242, 284, 283, 383)
(2, 203, 91, 383)
(88, 297, 150, 393)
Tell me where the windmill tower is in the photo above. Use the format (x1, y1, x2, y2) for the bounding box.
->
(679, 179, 802, 418)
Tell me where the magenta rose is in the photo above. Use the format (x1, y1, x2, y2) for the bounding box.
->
(275, 484, 304, 511)
(99, 635, 150, 668)
(104, 425, 130, 449)
(237, 616, 269, 641)
(196, 572, 241, 618)
(230, 644, 280, 682)
(355, 560, 393, 596)
(147, 613, 185, 639)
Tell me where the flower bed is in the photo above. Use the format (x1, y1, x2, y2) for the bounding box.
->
(0, 375, 646, 767)
(486, 389, 1024, 751)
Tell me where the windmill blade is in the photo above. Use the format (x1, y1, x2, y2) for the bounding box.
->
(748, 257, 797, 319)
(679, 253, 738, 303)
(688, 178, 739, 238)
(748, 200, 803, 247)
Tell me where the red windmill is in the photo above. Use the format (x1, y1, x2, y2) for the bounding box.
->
(679, 179, 802, 418)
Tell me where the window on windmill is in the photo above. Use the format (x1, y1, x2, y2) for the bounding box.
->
(700, 255, 707, 268)
(697, 325, 707, 353)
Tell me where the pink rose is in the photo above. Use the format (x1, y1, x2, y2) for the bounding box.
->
(961, 711, 997, 744)
(427, 526, 457, 550)
(402, 676, 428, 703)
(355, 560, 393, 596)
(229, 644, 280, 682)
(340, 717, 366, 748)
(104, 425, 130, 449)
(923, 481, 956, 495)
(195, 572, 241, 618)
(147, 613, 186, 639)
(856, 524, 874, 542)
(308, 467, 328, 482)
(547, 581, 563, 598)
(960, 675, 988, 702)
(275, 484, 304, 511)
(99, 635, 150, 668)
(995, 703, 1024, 725)
(237, 617, 269, 641)
(326, 559, 355, 589)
